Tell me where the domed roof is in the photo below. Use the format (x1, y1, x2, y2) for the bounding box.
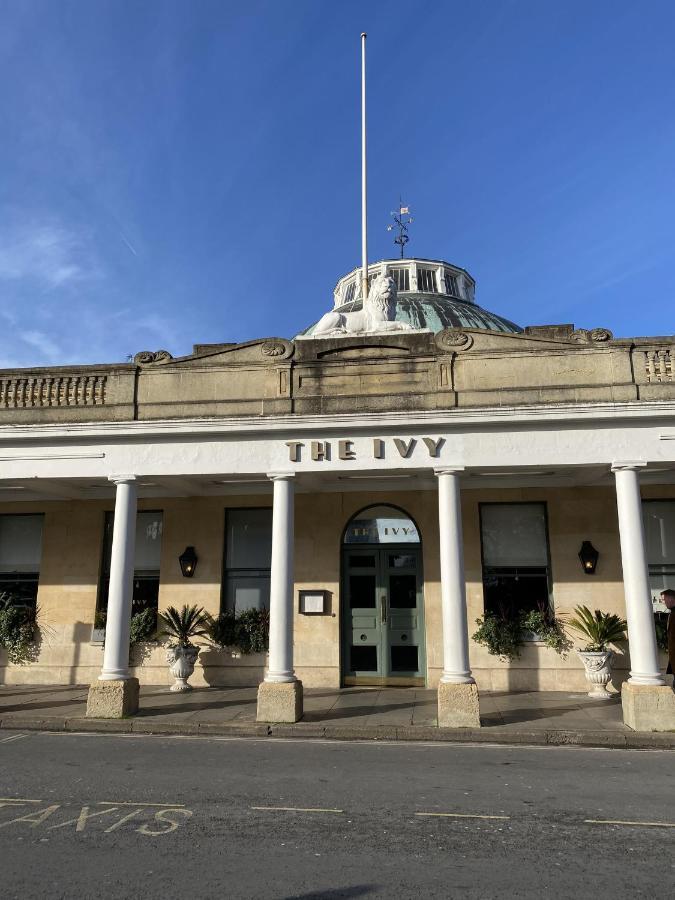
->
(299, 293, 520, 337)
(297, 258, 521, 338)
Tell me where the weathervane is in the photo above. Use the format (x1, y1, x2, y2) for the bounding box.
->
(387, 201, 413, 258)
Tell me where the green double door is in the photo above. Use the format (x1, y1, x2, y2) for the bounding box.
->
(342, 546, 425, 686)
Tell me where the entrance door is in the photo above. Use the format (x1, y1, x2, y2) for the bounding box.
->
(342, 546, 425, 686)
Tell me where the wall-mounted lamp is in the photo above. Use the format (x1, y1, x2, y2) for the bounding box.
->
(179, 546, 198, 578)
(578, 541, 599, 575)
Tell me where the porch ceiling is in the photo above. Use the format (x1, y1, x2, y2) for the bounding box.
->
(0, 462, 674, 502)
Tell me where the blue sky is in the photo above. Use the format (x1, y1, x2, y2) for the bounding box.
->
(1, 0, 674, 367)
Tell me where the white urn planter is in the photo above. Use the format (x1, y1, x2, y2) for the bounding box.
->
(577, 650, 614, 699)
(166, 645, 199, 692)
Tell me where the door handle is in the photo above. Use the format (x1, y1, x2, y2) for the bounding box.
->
(380, 594, 387, 624)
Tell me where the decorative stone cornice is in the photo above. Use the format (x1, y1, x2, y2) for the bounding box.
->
(133, 350, 173, 365)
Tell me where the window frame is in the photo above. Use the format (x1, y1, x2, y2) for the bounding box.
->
(642, 498, 675, 605)
(0, 512, 45, 609)
(96, 508, 164, 619)
(478, 501, 554, 624)
(220, 506, 273, 614)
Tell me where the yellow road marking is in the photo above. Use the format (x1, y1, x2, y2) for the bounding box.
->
(0, 734, 29, 744)
(0, 798, 43, 804)
(585, 818, 675, 828)
(97, 801, 186, 807)
(251, 806, 343, 814)
(416, 812, 510, 820)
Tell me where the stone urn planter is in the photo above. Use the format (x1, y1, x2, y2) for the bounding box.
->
(577, 649, 614, 699)
(166, 645, 200, 692)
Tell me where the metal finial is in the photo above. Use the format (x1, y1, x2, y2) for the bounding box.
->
(387, 199, 413, 258)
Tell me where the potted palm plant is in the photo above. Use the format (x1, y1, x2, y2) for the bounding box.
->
(159, 604, 213, 692)
(568, 605, 627, 699)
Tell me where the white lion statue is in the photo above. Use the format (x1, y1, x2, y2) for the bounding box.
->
(312, 274, 413, 337)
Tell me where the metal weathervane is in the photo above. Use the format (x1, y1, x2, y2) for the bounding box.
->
(387, 201, 413, 258)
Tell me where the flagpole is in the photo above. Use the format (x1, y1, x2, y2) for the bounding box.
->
(361, 32, 368, 300)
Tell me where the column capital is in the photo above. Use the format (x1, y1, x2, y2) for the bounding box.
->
(267, 472, 295, 482)
(611, 461, 647, 473)
(108, 474, 137, 485)
(434, 466, 465, 477)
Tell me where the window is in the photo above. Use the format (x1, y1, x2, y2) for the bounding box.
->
(444, 272, 459, 297)
(223, 508, 272, 613)
(480, 503, 551, 620)
(390, 268, 410, 292)
(417, 267, 438, 293)
(643, 500, 675, 605)
(98, 511, 163, 618)
(0, 514, 44, 607)
(344, 281, 356, 304)
(464, 278, 474, 302)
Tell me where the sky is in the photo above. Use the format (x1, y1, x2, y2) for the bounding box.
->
(1, 0, 674, 368)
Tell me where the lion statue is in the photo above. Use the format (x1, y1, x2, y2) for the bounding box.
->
(312, 274, 413, 337)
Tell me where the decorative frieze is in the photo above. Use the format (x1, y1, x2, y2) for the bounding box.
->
(0, 375, 107, 408)
(645, 350, 673, 383)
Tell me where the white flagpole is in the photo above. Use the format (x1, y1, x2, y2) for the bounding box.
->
(361, 32, 368, 300)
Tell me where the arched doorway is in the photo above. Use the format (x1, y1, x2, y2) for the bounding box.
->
(341, 504, 426, 686)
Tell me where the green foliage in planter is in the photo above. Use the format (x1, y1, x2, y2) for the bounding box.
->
(567, 605, 627, 652)
(129, 609, 157, 646)
(520, 610, 571, 655)
(159, 604, 213, 648)
(654, 612, 669, 653)
(0, 593, 40, 665)
(472, 614, 522, 661)
(209, 608, 270, 655)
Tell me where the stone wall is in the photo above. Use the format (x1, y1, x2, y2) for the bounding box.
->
(1, 484, 671, 690)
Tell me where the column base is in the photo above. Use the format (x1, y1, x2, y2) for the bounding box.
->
(438, 681, 481, 728)
(257, 680, 303, 723)
(621, 682, 675, 732)
(86, 678, 139, 719)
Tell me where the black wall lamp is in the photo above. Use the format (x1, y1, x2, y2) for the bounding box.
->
(578, 541, 599, 575)
(179, 546, 198, 578)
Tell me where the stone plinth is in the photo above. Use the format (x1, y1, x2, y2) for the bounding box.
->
(256, 680, 303, 723)
(86, 678, 139, 718)
(621, 682, 675, 732)
(438, 681, 481, 728)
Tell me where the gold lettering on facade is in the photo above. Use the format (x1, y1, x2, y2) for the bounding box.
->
(286, 441, 304, 462)
(311, 441, 328, 461)
(394, 438, 416, 458)
(422, 437, 444, 457)
(339, 440, 355, 460)
(286, 437, 444, 462)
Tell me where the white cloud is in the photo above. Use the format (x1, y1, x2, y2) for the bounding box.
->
(21, 330, 63, 363)
(0, 220, 98, 289)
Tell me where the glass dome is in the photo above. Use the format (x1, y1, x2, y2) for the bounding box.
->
(297, 258, 521, 337)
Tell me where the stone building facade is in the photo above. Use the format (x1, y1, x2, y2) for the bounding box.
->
(0, 257, 673, 729)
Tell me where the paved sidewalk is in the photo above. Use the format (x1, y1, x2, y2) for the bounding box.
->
(1, 684, 673, 749)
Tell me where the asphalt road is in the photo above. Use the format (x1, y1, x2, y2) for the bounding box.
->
(1, 729, 673, 899)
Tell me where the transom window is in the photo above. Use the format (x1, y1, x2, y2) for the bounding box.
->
(390, 268, 410, 292)
(344, 505, 420, 545)
(643, 500, 675, 607)
(223, 508, 272, 613)
(480, 503, 551, 620)
(417, 267, 438, 293)
(0, 514, 44, 608)
(98, 510, 163, 619)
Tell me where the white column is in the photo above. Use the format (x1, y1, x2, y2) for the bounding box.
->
(265, 473, 296, 683)
(612, 462, 664, 686)
(435, 467, 474, 684)
(99, 476, 137, 681)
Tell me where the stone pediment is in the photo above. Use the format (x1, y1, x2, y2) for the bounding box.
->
(133, 338, 294, 367)
(434, 326, 614, 354)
